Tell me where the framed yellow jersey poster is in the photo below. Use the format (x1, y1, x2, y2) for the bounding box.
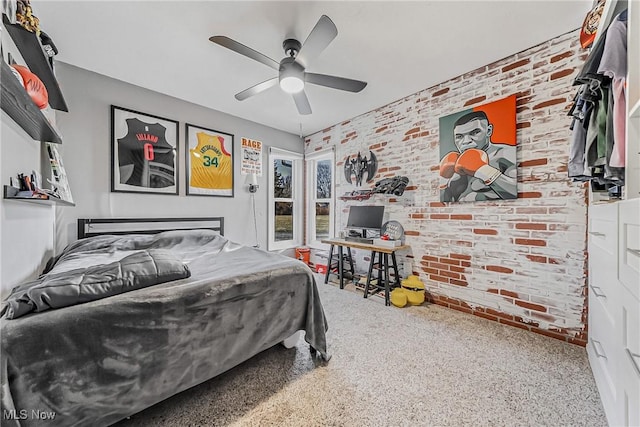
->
(186, 124, 234, 197)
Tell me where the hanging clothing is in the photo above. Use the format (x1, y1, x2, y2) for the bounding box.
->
(610, 79, 626, 167)
(568, 9, 627, 186)
(598, 11, 628, 77)
(569, 80, 600, 180)
(568, 95, 590, 179)
(597, 10, 628, 168)
(573, 23, 608, 86)
(604, 86, 625, 182)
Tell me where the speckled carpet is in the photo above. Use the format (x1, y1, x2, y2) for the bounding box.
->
(115, 275, 606, 427)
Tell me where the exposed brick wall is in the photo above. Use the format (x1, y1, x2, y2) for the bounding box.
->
(305, 30, 589, 346)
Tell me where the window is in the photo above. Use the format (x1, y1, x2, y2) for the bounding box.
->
(306, 148, 335, 248)
(268, 148, 303, 251)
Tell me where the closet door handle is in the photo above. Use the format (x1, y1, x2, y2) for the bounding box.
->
(589, 231, 606, 237)
(590, 286, 606, 298)
(626, 349, 640, 377)
(591, 339, 607, 359)
(627, 248, 640, 257)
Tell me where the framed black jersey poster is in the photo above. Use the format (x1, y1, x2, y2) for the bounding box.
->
(111, 106, 179, 195)
(185, 124, 234, 197)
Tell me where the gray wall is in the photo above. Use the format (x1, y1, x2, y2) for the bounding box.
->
(1, 29, 56, 298)
(1, 118, 56, 297)
(54, 62, 303, 252)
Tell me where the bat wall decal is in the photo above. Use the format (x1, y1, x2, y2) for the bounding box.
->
(344, 151, 377, 186)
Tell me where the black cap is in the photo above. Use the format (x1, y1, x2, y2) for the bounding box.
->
(39, 31, 58, 56)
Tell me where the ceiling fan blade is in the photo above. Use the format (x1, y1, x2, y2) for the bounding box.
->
(235, 77, 279, 101)
(305, 73, 367, 92)
(209, 35, 279, 70)
(295, 15, 338, 68)
(292, 90, 312, 115)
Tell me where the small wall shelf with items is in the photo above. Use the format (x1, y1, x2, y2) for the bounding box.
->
(3, 185, 74, 207)
(2, 14, 67, 112)
(1, 6, 74, 208)
(0, 59, 61, 143)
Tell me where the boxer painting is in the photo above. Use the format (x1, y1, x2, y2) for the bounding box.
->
(438, 95, 517, 202)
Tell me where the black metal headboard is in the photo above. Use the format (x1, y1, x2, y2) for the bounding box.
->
(77, 217, 224, 239)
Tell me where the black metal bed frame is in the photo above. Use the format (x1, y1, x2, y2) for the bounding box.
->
(77, 217, 224, 239)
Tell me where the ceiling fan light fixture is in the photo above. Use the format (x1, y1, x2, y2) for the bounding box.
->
(280, 76, 304, 93)
(279, 58, 305, 93)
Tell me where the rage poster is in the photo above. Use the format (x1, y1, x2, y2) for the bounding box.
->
(438, 94, 517, 202)
(241, 137, 262, 176)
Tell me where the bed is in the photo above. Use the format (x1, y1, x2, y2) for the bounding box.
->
(0, 217, 329, 426)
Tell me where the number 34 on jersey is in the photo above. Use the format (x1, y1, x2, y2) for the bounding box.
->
(189, 131, 232, 190)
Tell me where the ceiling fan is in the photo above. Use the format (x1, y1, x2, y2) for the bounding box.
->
(209, 15, 367, 115)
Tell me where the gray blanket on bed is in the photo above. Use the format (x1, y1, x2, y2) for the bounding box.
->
(1, 249, 191, 319)
(0, 230, 328, 427)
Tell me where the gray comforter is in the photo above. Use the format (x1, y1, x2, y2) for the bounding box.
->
(2, 249, 191, 319)
(0, 230, 328, 426)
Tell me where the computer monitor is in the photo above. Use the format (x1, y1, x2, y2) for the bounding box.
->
(346, 205, 385, 238)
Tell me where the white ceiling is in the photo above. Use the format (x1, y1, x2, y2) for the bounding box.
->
(34, 1, 592, 137)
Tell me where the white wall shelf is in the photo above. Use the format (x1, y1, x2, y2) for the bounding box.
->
(3, 185, 74, 207)
(2, 14, 68, 112)
(0, 60, 62, 144)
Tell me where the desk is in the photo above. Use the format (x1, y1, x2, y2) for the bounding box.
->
(321, 239, 409, 306)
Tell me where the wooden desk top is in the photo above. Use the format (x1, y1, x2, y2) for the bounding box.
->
(321, 238, 410, 254)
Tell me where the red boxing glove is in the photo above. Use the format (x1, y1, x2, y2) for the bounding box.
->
(454, 148, 501, 184)
(439, 151, 459, 179)
(12, 64, 48, 110)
